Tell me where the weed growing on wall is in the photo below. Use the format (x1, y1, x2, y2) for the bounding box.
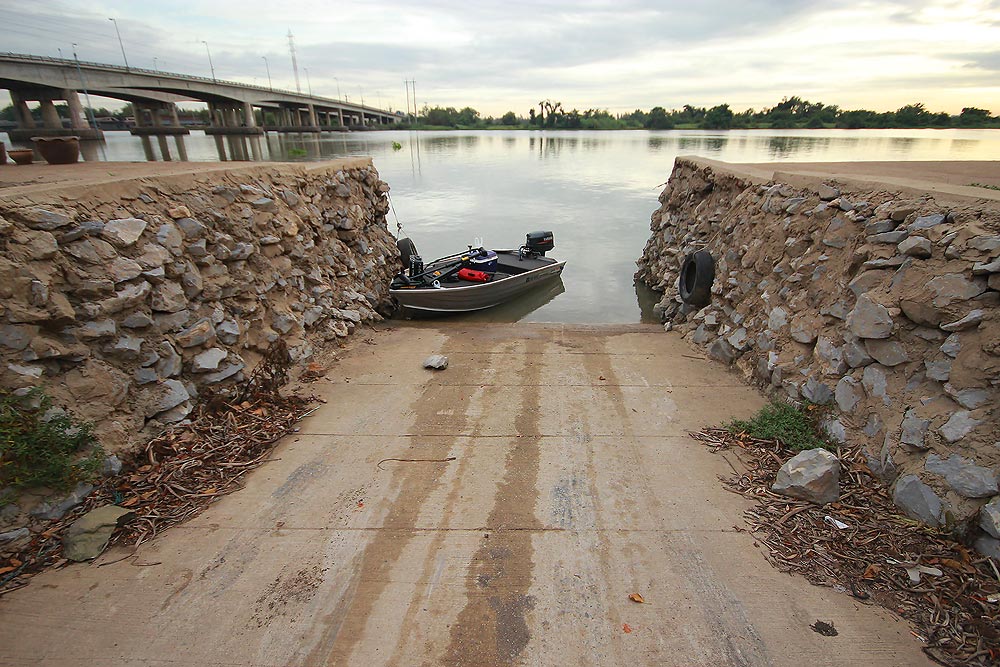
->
(0, 389, 103, 492)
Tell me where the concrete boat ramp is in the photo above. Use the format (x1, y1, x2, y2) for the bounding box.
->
(0, 323, 930, 666)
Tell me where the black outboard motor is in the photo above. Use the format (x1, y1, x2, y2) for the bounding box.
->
(525, 231, 555, 256)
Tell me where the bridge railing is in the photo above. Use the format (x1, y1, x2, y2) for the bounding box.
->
(0, 52, 391, 114)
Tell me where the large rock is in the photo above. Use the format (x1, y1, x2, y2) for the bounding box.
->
(847, 295, 893, 339)
(900, 409, 930, 449)
(939, 411, 980, 443)
(893, 475, 945, 527)
(940, 309, 983, 332)
(143, 379, 190, 417)
(925, 454, 998, 498)
(835, 376, 861, 412)
(980, 497, 1000, 539)
(192, 348, 227, 373)
(62, 505, 134, 561)
(927, 274, 985, 307)
(150, 281, 187, 313)
(771, 448, 841, 504)
(863, 339, 908, 366)
(29, 482, 94, 521)
(423, 354, 449, 370)
(101, 218, 147, 247)
(175, 318, 215, 347)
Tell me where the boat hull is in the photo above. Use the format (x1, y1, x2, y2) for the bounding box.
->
(391, 259, 566, 313)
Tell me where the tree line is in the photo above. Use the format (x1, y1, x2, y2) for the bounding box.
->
(402, 97, 998, 130)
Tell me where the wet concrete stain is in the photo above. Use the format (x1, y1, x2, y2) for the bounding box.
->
(302, 335, 491, 665)
(442, 337, 544, 665)
(583, 334, 770, 667)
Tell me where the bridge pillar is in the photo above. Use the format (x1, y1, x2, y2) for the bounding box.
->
(63, 90, 89, 130)
(337, 109, 344, 127)
(170, 104, 181, 127)
(39, 100, 62, 130)
(9, 91, 37, 130)
(307, 103, 318, 127)
(243, 102, 256, 128)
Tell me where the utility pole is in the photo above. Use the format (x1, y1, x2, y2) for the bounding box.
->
(262, 56, 272, 90)
(202, 41, 216, 81)
(287, 29, 301, 93)
(153, 57, 158, 72)
(71, 43, 99, 131)
(404, 80, 411, 119)
(411, 80, 417, 120)
(108, 18, 130, 71)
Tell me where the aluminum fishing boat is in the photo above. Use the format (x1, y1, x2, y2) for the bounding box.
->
(389, 232, 566, 314)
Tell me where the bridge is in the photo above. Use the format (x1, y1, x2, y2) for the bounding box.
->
(0, 52, 401, 141)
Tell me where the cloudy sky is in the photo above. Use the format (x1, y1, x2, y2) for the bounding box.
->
(3, 0, 999, 116)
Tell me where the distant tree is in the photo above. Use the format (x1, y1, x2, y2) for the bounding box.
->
(456, 106, 480, 126)
(894, 103, 933, 127)
(702, 104, 734, 129)
(644, 106, 674, 130)
(425, 106, 458, 126)
(501, 111, 518, 125)
(805, 115, 826, 129)
(957, 107, 992, 127)
(528, 108, 539, 126)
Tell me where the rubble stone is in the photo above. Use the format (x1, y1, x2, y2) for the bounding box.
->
(771, 449, 840, 504)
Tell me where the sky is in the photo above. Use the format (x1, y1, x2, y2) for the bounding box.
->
(2, 0, 1000, 116)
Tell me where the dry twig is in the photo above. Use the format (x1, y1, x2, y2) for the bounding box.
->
(690, 427, 1000, 667)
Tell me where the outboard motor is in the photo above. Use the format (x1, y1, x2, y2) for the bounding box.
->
(524, 231, 554, 256)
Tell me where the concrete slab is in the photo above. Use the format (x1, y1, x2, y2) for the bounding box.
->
(0, 323, 932, 666)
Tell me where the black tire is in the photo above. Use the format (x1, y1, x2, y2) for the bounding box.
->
(397, 237, 418, 268)
(678, 250, 715, 307)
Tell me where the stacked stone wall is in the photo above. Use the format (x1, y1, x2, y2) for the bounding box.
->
(0, 160, 399, 456)
(636, 158, 1000, 554)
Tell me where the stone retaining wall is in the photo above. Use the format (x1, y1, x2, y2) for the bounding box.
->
(636, 157, 1000, 554)
(0, 160, 399, 454)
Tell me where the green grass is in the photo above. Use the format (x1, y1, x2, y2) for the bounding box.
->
(969, 182, 1000, 191)
(726, 400, 832, 451)
(0, 388, 103, 492)
(286, 148, 307, 158)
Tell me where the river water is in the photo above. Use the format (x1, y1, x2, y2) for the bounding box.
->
(5, 128, 999, 322)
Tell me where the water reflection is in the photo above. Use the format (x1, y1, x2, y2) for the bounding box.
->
(4, 127, 997, 323)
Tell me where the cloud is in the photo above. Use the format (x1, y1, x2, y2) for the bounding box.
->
(1, 0, 998, 115)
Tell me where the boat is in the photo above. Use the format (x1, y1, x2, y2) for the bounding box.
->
(389, 231, 567, 314)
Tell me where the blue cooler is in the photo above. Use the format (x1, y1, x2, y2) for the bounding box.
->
(468, 249, 498, 274)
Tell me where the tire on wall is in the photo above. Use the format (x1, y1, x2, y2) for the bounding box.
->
(678, 250, 715, 307)
(397, 237, 418, 268)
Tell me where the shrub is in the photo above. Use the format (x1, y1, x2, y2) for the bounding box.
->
(0, 389, 103, 491)
(726, 400, 832, 451)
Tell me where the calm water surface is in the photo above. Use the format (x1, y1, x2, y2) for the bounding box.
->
(5, 128, 998, 322)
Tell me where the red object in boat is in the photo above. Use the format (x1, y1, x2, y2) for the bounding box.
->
(457, 268, 491, 282)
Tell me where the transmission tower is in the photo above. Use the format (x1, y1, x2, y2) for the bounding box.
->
(288, 29, 301, 93)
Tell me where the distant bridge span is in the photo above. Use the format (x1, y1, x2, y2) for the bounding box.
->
(0, 52, 400, 140)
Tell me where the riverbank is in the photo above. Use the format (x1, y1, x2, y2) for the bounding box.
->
(0, 159, 398, 541)
(637, 156, 1000, 550)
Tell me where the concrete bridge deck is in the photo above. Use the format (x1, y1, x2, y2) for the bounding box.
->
(0, 323, 930, 666)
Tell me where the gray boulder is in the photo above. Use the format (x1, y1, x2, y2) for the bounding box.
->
(143, 379, 190, 417)
(192, 348, 227, 373)
(893, 475, 945, 526)
(175, 318, 215, 347)
(772, 448, 840, 504)
(863, 339, 908, 366)
(939, 411, 981, 443)
(979, 497, 1000, 539)
(900, 409, 930, 449)
(847, 295, 893, 339)
(925, 454, 998, 498)
(423, 354, 449, 370)
(101, 218, 147, 247)
(62, 505, 134, 561)
(940, 310, 983, 332)
(898, 236, 932, 258)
